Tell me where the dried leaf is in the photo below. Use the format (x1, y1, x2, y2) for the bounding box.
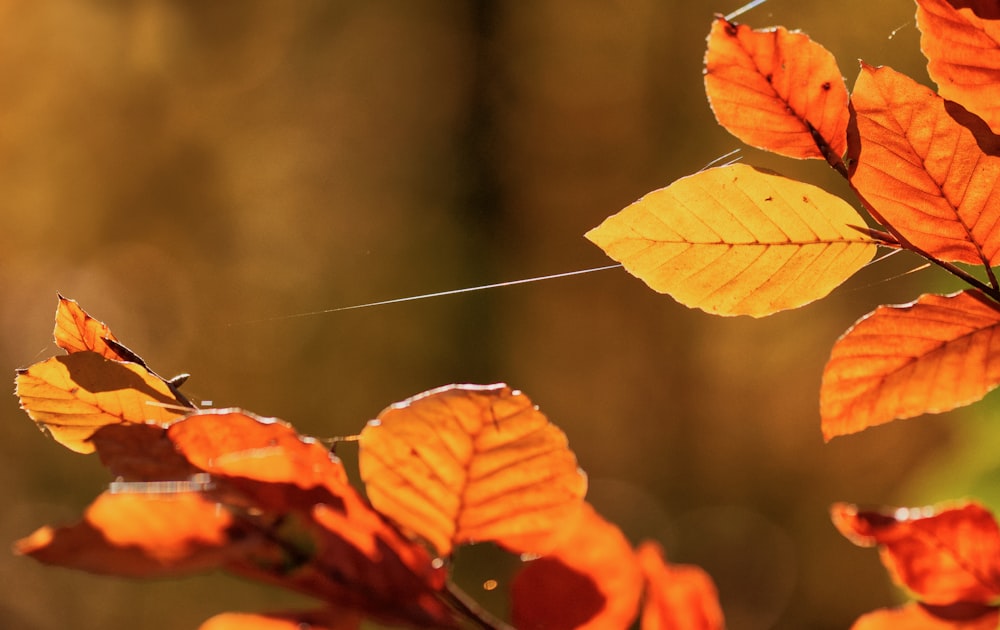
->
(510, 503, 643, 630)
(14, 491, 243, 577)
(704, 17, 849, 163)
(820, 290, 1000, 440)
(358, 383, 587, 557)
(831, 502, 1000, 605)
(636, 541, 724, 630)
(586, 163, 875, 317)
(848, 63, 1000, 266)
(918, 0, 1000, 133)
(15, 351, 187, 453)
(851, 602, 1000, 630)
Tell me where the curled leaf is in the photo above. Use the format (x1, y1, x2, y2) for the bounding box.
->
(636, 541, 725, 630)
(831, 502, 1000, 605)
(359, 383, 587, 557)
(820, 290, 1000, 440)
(510, 503, 643, 630)
(586, 163, 875, 317)
(918, 0, 1000, 133)
(848, 63, 1000, 266)
(704, 17, 849, 164)
(15, 351, 187, 453)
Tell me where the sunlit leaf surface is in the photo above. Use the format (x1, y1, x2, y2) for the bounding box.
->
(918, 0, 1000, 133)
(510, 503, 643, 630)
(359, 383, 586, 557)
(704, 17, 849, 162)
(831, 502, 1000, 605)
(15, 352, 186, 453)
(821, 290, 1000, 440)
(586, 163, 875, 317)
(198, 610, 361, 630)
(636, 541, 725, 630)
(851, 602, 1000, 630)
(849, 63, 1000, 266)
(53, 294, 127, 360)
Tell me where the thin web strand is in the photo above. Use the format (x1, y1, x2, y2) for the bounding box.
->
(725, 0, 769, 21)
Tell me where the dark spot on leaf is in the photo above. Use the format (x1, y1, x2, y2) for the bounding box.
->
(724, 21, 738, 37)
(765, 73, 773, 84)
(821, 81, 831, 91)
(764, 196, 773, 202)
(802, 196, 810, 203)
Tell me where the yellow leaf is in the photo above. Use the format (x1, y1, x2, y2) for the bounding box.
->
(586, 163, 876, 317)
(15, 351, 187, 454)
(358, 384, 587, 557)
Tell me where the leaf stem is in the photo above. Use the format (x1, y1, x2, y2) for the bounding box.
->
(442, 581, 515, 630)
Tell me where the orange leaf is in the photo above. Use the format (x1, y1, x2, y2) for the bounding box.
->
(53, 294, 126, 360)
(848, 63, 1000, 266)
(820, 290, 1000, 440)
(14, 491, 242, 577)
(831, 502, 1000, 605)
(510, 503, 643, 630)
(15, 351, 187, 453)
(585, 163, 875, 317)
(851, 602, 1000, 630)
(918, 0, 1000, 133)
(167, 411, 455, 627)
(89, 423, 201, 481)
(636, 541, 724, 630)
(704, 17, 849, 163)
(358, 383, 587, 557)
(198, 609, 361, 630)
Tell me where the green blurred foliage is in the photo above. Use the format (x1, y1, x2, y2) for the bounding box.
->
(0, 1, 981, 628)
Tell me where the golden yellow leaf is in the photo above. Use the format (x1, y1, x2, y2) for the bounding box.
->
(358, 384, 587, 557)
(586, 163, 875, 317)
(15, 351, 187, 454)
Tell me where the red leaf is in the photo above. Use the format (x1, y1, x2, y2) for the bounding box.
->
(820, 290, 1000, 440)
(510, 503, 643, 629)
(831, 502, 1000, 605)
(636, 541, 724, 630)
(851, 602, 999, 630)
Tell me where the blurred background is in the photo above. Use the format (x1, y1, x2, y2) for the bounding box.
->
(2, 0, 998, 628)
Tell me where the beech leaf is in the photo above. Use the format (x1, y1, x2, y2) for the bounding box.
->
(851, 602, 1000, 630)
(15, 352, 187, 454)
(585, 163, 875, 317)
(917, 0, 1000, 133)
(510, 503, 644, 630)
(358, 383, 587, 557)
(848, 63, 1000, 266)
(831, 502, 1000, 605)
(704, 17, 850, 163)
(820, 289, 1000, 440)
(198, 609, 361, 630)
(636, 541, 725, 630)
(14, 491, 242, 577)
(54, 294, 128, 360)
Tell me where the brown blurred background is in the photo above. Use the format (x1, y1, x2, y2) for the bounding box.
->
(2, 1, 998, 628)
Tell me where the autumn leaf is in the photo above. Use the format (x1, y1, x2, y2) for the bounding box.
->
(831, 502, 1000, 605)
(704, 17, 850, 167)
(636, 541, 725, 630)
(510, 503, 644, 630)
(198, 609, 362, 630)
(89, 422, 201, 481)
(358, 383, 587, 557)
(585, 163, 875, 317)
(851, 602, 1000, 630)
(820, 289, 1000, 440)
(848, 63, 1000, 267)
(14, 491, 245, 577)
(917, 0, 1000, 133)
(53, 294, 128, 360)
(15, 351, 188, 454)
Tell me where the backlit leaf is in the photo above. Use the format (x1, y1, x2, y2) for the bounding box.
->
(585, 163, 875, 317)
(918, 0, 1000, 133)
(358, 383, 587, 557)
(704, 17, 849, 164)
(15, 351, 187, 453)
(851, 602, 1000, 630)
(848, 63, 1000, 266)
(831, 502, 1000, 605)
(198, 609, 361, 630)
(636, 541, 725, 630)
(820, 290, 1000, 440)
(14, 491, 243, 577)
(53, 294, 127, 360)
(510, 503, 643, 630)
